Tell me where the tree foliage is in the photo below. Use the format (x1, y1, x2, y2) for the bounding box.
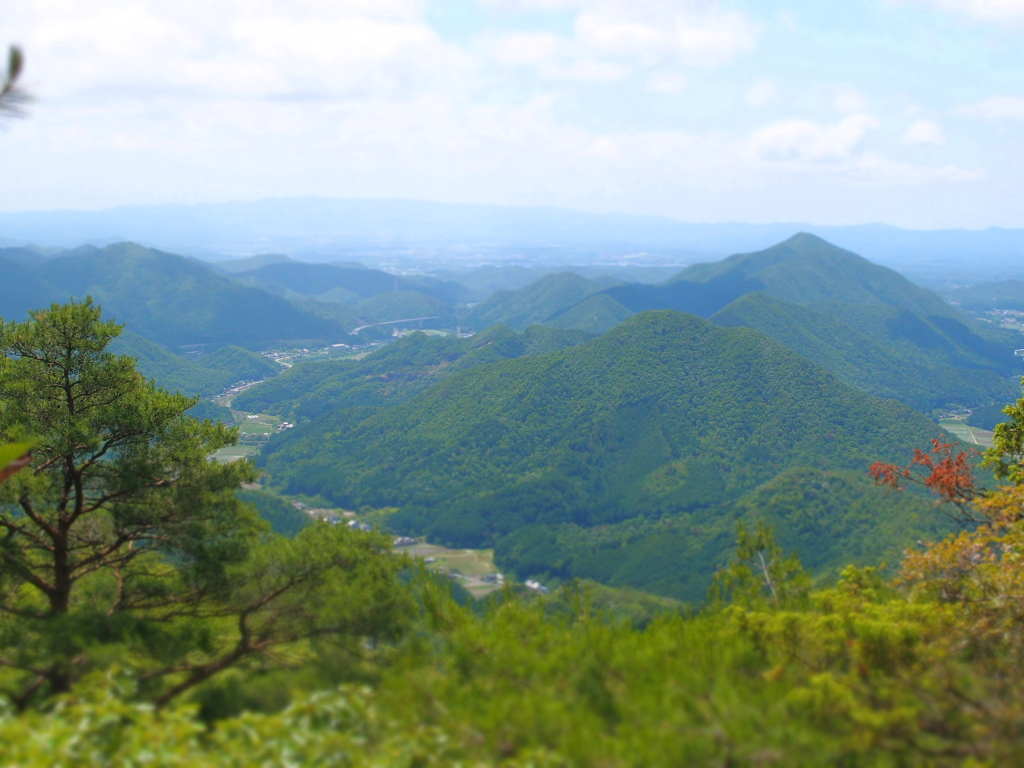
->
(0, 46, 29, 120)
(0, 300, 411, 707)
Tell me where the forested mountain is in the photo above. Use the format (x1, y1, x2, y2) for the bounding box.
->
(495, 466, 941, 600)
(24, 243, 345, 348)
(710, 292, 1017, 410)
(515, 233, 1021, 408)
(233, 324, 591, 419)
(235, 261, 469, 307)
(0, 257, 62, 320)
(462, 272, 602, 331)
(665, 232, 952, 315)
(0, 245, 58, 266)
(351, 291, 452, 324)
(545, 293, 636, 334)
(212, 253, 296, 273)
(947, 279, 1024, 311)
(109, 330, 280, 397)
(257, 310, 942, 600)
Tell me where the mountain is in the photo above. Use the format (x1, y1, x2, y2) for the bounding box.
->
(109, 330, 280, 397)
(235, 262, 468, 307)
(710, 292, 1017, 411)
(0, 258, 63, 322)
(947, 280, 1024, 312)
(31, 243, 345, 348)
(213, 253, 297, 273)
(233, 324, 592, 420)
(257, 310, 943, 600)
(606, 233, 962, 319)
(0, 245, 60, 266)
(545, 293, 635, 335)
(463, 272, 601, 331)
(6, 198, 1024, 284)
(351, 291, 452, 324)
(572, 234, 1022, 401)
(495, 467, 942, 601)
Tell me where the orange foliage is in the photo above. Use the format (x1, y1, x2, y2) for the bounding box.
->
(870, 439, 981, 522)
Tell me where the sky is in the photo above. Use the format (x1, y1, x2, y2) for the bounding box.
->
(2, 0, 1024, 228)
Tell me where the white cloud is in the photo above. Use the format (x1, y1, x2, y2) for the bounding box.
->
(482, 30, 629, 81)
(900, 119, 946, 145)
(6, 0, 469, 103)
(749, 114, 880, 162)
(956, 96, 1024, 120)
(898, 0, 1024, 21)
(745, 80, 780, 107)
(647, 71, 690, 94)
(832, 89, 869, 114)
(575, 2, 759, 68)
(479, 1, 757, 81)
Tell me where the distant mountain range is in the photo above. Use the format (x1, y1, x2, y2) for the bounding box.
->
(2, 198, 1024, 281)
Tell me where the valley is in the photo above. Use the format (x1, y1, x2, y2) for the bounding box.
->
(4, 229, 1024, 762)
(4, 232, 1014, 603)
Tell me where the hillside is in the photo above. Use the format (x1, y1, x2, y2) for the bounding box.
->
(601, 234, 985, 326)
(31, 243, 343, 348)
(236, 262, 468, 307)
(710, 292, 1017, 411)
(495, 467, 943, 600)
(463, 272, 601, 331)
(0, 258, 62, 322)
(213, 253, 296, 273)
(545, 293, 635, 335)
(559, 234, 1022, 402)
(233, 324, 591, 420)
(947, 279, 1024, 311)
(670, 233, 954, 316)
(351, 291, 452, 324)
(109, 331, 280, 397)
(258, 310, 942, 600)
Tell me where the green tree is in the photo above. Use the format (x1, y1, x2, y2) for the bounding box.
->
(0, 300, 411, 707)
(711, 520, 810, 608)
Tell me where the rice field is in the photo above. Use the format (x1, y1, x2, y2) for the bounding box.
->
(398, 541, 505, 598)
(940, 418, 994, 448)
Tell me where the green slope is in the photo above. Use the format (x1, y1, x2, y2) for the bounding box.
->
(579, 234, 1021, 403)
(966, 403, 1012, 431)
(109, 331, 281, 398)
(710, 292, 1016, 410)
(545, 293, 635, 335)
(236, 262, 468, 306)
(673, 233, 955, 317)
(351, 291, 451, 323)
(212, 253, 296, 273)
(0, 258, 63, 322)
(495, 467, 944, 601)
(233, 324, 591, 420)
(258, 311, 942, 599)
(34, 243, 343, 348)
(947, 279, 1024, 311)
(815, 300, 1014, 375)
(464, 272, 601, 331)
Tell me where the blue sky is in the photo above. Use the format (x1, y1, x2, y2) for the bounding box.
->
(3, 0, 1024, 227)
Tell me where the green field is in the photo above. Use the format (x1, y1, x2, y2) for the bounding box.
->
(940, 417, 995, 448)
(399, 541, 504, 598)
(210, 410, 284, 462)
